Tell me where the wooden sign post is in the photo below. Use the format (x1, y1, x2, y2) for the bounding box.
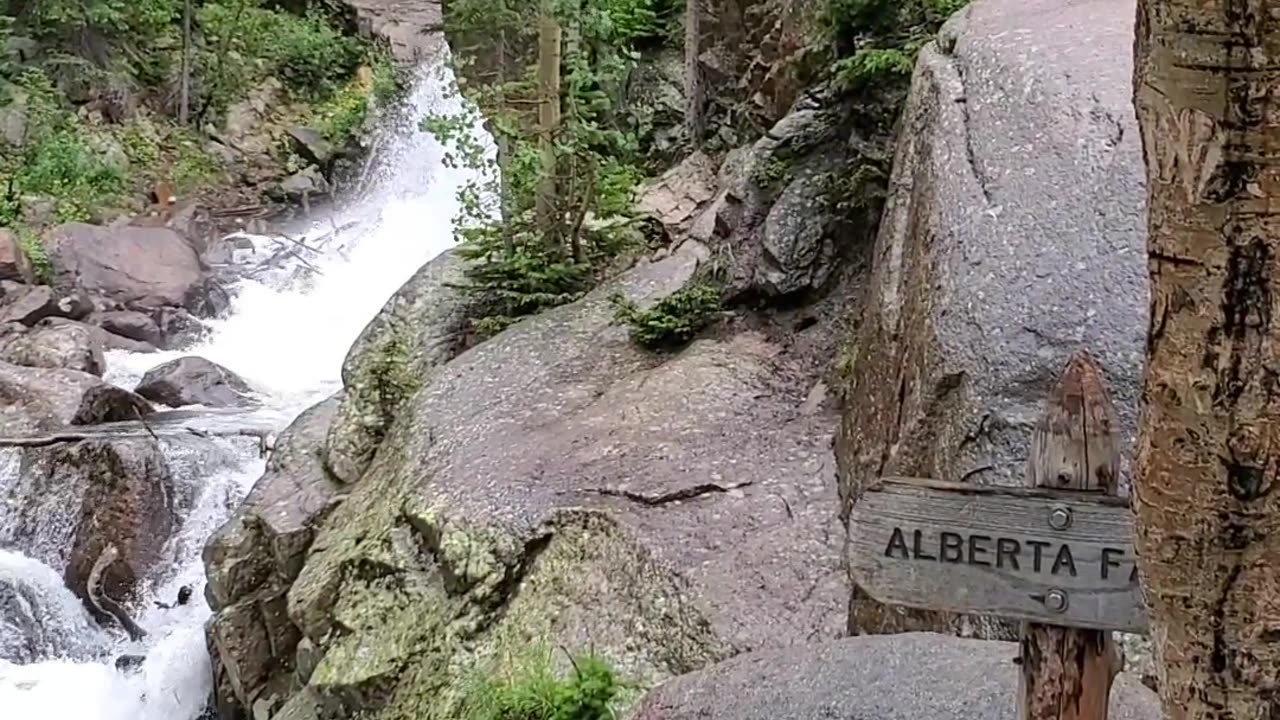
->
(849, 351, 1141, 719)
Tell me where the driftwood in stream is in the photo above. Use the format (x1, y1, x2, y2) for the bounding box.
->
(0, 427, 269, 448)
(86, 544, 148, 642)
(1018, 350, 1123, 720)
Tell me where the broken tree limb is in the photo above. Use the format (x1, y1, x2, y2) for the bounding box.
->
(1018, 350, 1124, 720)
(87, 544, 148, 642)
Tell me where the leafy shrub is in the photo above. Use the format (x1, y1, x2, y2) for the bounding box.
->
(18, 129, 125, 221)
(198, 0, 362, 111)
(832, 45, 918, 91)
(14, 227, 52, 283)
(824, 0, 968, 87)
(460, 650, 625, 720)
(312, 54, 403, 144)
(610, 282, 723, 350)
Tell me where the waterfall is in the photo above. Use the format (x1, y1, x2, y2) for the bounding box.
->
(0, 52, 493, 720)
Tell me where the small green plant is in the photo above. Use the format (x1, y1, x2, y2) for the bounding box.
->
(460, 649, 625, 720)
(610, 282, 723, 350)
(832, 46, 917, 92)
(751, 157, 790, 187)
(823, 0, 968, 88)
(14, 227, 53, 284)
(363, 329, 421, 428)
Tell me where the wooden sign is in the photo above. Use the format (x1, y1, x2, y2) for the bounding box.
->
(848, 476, 1146, 633)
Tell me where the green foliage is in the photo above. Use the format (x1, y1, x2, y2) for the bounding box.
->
(363, 327, 421, 427)
(610, 282, 723, 350)
(14, 227, 53, 284)
(832, 45, 918, 91)
(1, 70, 124, 223)
(1, 0, 377, 233)
(423, 0, 667, 336)
(312, 53, 403, 145)
(459, 649, 625, 720)
(824, 0, 968, 89)
(197, 0, 363, 112)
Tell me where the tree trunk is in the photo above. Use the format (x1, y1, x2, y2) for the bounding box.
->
(684, 0, 704, 147)
(536, 0, 562, 254)
(496, 19, 514, 256)
(1132, 1, 1280, 718)
(179, 0, 192, 124)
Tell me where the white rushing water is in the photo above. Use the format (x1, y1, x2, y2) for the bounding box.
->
(0, 55, 493, 720)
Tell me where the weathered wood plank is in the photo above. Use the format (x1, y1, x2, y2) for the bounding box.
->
(847, 476, 1146, 632)
(1019, 350, 1124, 720)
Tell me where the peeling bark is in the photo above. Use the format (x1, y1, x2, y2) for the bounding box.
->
(1133, 1, 1280, 717)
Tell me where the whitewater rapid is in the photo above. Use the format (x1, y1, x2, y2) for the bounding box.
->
(0, 57, 492, 720)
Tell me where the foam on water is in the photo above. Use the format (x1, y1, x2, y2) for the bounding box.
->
(0, 55, 492, 720)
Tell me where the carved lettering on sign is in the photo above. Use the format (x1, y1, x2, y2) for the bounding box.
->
(881, 527, 1137, 584)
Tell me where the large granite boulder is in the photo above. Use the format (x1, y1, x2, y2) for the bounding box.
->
(203, 395, 344, 718)
(205, 243, 846, 720)
(637, 83, 879, 302)
(835, 0, 1147, 635)
(340, 0, 444, 63)
(0, 319, 106, 375)
(0, 361, 153, 436)
(47, 222, 204, 311)
(632, 633, 1159, 720)
(323, 248, 474, 483)
(136, 356, 259, 409)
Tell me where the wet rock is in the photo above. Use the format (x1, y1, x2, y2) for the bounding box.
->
(44, 317, 158, 354)
(626, 48, 687, 162)
(115, 653, 147, 673)
(0, 361, 152, 435)
(2, 438, 178, 602)
(0, 229, 34, 283)
(97, 309, 164, 346)
(208, 242, 845, 719)
(710, 88, 850, 299)
(287, 127, 336, 168)
(632, 633, 1159, 720)
(0, 285, 61, 326)
(154, 306, 208, 350)
(55, 289, 94, 320)
(185, 277, 232, 319)
(836, 0, 1146, 635)
(71, 383, 154, 425)
(273, 167, 331, 203)
(637, 151, 719, 241)
(204, 396, 343, 715)
(0, 319, 107, 375)
(323, 248, 474, 483)
(47, 222, 204, 310)
(758, 170, 839, 295)
(136, 356, 258, 409)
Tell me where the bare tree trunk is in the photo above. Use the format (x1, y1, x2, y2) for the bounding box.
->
(179, 0, 192, 124)
(684, 0, 704, 147)
(496, 19, 514, 256)
(1132, 1, 1280, 718)
(536, 0, 562, 254)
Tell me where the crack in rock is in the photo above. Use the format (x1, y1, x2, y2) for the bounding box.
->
(581, 481, 754, 506)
